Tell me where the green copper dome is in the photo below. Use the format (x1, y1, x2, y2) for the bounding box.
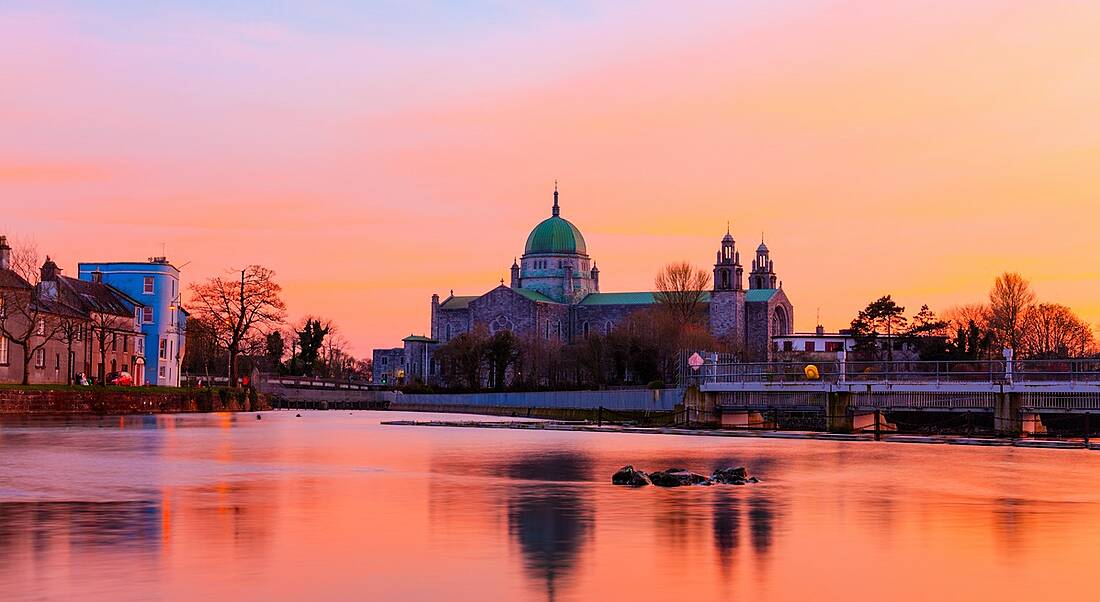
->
(525, 216, 587, 255)
(524, 187, 587, 255)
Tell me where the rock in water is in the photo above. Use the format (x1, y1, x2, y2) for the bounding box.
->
(649, 468, 712, 487)
(711, 466, 750, 485)
(611, 465, 651, 487)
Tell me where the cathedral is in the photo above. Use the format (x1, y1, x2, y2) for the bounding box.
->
(373, 187, 794, 383)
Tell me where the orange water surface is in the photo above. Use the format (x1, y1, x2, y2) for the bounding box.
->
(1, 411, 1097, 601)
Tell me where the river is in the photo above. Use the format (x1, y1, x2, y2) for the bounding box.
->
(0, 411, 1097, 601)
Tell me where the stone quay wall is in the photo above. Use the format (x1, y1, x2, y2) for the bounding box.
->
(0, 387, 270, 415)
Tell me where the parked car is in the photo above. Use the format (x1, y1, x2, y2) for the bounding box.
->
(105, 371, 133, 386)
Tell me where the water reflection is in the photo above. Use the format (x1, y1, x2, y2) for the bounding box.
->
(0, 500, 160, 556)
(711, 493, 741, 570)
(509, 488, 592, 601)
(504, 452, 594, 601)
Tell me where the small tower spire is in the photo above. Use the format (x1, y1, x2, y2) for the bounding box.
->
(552, 180, 560, 217)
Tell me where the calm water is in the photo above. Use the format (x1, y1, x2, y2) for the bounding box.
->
(1, 411, 1098, 601)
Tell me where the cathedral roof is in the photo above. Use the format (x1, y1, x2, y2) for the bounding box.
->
(524, 186, 587, 255)
(579, 291, 714, 306)
(745, 289, 778, 302)
(438, 295, 479, 310)
(524, 215, 587, 255)
(514, 288, 558, 303)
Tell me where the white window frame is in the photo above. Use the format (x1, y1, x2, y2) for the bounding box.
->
(159, 338, 167, 360)
(143, 276, 154, 294)
(35, 348, 45, 368)
(143, 307, 153, 324)
(0, 336, 8, 365)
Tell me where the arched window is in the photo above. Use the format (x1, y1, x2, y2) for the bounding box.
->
(772, 306, 789, 337)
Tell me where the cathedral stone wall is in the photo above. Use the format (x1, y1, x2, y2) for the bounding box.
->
(745, 290, 794, 361)
(572, 304, 647, 338)
(708, 291, 746, 351)
(435, 308, 471, 343)
(534, 302, 571, 342)
(470, 287, 540, 337)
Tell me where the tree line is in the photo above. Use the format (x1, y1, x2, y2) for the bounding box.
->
(849, 272, 1097, 361)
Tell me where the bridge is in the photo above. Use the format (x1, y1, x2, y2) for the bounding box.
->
(254, 375, 395, 410)
(690, 357, 1100, 436)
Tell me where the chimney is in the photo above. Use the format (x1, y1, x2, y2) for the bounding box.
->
(816, 325, 825, 336)
(40, 257, 60, 282)
(0, 236, 9, 271)
(91, 269, 103, 284)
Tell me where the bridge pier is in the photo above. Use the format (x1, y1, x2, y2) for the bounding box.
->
(827, 391, 852, 433)
(683, 387, 720, 427)
(994, 391, 1022, 437)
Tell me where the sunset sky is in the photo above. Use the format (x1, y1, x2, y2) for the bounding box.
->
(2, 0, 1098, 355)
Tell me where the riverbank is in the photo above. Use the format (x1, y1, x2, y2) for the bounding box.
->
(381, 418, 1100, 450)
(0, 385, 270, 414)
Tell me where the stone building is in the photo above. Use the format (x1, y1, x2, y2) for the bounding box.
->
(0, 238, 147, 385)
(374, 187, 794, 383)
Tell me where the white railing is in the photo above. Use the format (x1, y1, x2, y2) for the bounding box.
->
(693, 359, 1100, 385)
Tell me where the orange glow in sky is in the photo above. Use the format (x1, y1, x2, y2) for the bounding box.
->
(2, 1, 1098, 354)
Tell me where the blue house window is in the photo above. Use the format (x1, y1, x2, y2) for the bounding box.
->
(143, 276, 154, 294)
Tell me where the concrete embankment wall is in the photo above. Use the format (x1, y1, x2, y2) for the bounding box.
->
(0, 387, 269, 415)
(391, 389, 683, 413)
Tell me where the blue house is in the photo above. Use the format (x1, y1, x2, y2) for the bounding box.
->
(77, 257, 188, 387)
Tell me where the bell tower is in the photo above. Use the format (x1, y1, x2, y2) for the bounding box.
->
(712, 226, 743, 292)
(709, 227, 746, 351)
(750, 236, 778, 290)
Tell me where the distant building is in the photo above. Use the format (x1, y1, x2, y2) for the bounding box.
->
(78, 258, 188, 387)
(374, 186, 796, 384)
(772, 327, 927, 363)
(371, 347, 404, 385)
(0, 238, 146, 385)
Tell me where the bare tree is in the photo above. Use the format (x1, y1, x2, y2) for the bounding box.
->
(654, 262, 712, 327)
(1020, 303, 1094, 358)
(942, 303, 991, 331)
(56, 315, 86, 385)
(88, 311, 133, 385)
(989, 272, 1036, 352)
(0, 240, 64, 385)
(188, 265, 287, 387)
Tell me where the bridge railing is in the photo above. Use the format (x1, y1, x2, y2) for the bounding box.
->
(697, 359, 1100, 385)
